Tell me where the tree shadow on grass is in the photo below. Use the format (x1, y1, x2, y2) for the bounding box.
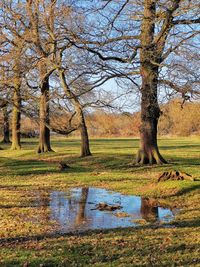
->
(173, 217, 200, 228)
(171, 183, 200, 197)
(0, 217, 199, 247)
(160, 144, 200, 150)
(91, 154, 198, 172)
(0, 157, 92, 176)
(172, 157, 200, 166)
(160, 242, 200, 266)
(0, 153, 199, 181)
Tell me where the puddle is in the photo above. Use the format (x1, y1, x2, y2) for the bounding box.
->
(47, 187, 176, 233)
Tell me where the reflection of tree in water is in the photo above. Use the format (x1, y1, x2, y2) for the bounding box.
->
(75, 187, 89, 226)
(141, 198, 158, 222)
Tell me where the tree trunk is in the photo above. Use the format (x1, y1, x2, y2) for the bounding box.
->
(11, 88, 21, 150)
(79, 110, 92, 157)
(37, 76, 53, 153)
(136, 0, 167, 164)
(2, 106, 11, 143)
(135, 80, 167, 164)
(58, 69, 91, 157)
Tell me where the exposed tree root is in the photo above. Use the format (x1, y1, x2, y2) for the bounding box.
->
(136, 148, 167, 165)
(10, 144, 21, 150)
(80, 151, 92, 158)
(37, 145, 54, 154)
(158, 170, 193, 182)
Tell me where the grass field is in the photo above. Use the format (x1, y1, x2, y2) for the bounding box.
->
(0, 137, 200, 266)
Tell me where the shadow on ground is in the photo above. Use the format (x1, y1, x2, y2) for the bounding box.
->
(0, 216, 199, 247)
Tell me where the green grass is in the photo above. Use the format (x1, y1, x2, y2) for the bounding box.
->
(0, 137, 200, 266)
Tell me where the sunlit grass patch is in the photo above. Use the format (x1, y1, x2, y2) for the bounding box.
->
(0, 137, 199, 266)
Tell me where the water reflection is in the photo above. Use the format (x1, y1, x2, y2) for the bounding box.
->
(141, 198, 159, 223)
(75, 187, 89, 225)
(49, 188, 175, 233)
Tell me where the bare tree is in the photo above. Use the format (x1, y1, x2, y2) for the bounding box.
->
(57, 70, 92, 156)
(25, 0, 56, 153)
(0, 58, 22, 150)
(0, 1, 28, 150)
(69, 0, 200, 164)
(1, 0, 199, 163)
(25, 0, 96, 155)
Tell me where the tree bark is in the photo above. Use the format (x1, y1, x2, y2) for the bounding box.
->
(135, 73, 167, 164)
(136, 0, 167, 164)
(11, 88, 21, 150)
(58, 70, 91, 157)
(37, 76, 53, 153)
(79, 110, 92, 157)
(2, 105, 11, 143)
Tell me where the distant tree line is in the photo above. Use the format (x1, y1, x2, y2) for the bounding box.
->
(88, 100, 200, 137)
(1, 99, 199, 138)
